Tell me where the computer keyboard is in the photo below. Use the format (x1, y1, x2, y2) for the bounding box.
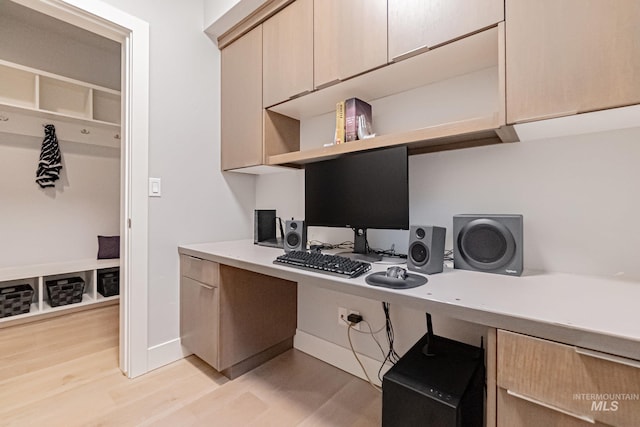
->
(273, 251, 371, 278)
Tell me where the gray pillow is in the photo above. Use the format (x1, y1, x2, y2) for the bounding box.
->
(97, 235, 120, 259)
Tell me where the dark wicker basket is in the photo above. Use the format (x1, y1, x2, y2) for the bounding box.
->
(45, 277, 85, 307)
(97, 268, 119, 297)
(0, 284, 34, 318)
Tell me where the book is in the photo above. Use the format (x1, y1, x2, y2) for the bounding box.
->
(344, 97, 373, 142)
(335, 100, 345, 144)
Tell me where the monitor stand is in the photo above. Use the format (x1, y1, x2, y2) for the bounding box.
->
(338, 228, 383, 262)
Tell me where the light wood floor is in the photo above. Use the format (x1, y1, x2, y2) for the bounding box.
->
(0, 305, 382, 426)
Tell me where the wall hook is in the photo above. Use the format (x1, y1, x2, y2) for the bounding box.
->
(80, 128, 90, 135)
(114, 133, 121, 140)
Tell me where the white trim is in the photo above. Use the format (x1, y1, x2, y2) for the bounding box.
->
(147, 339, 192, 372)
(12, 0, 150, 378)
(294, 329, 391, 387)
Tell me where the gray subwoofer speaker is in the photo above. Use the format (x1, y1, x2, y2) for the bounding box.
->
(453, 215, 523, 276)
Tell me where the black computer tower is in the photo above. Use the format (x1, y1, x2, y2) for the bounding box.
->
(382, 332, 484, 427)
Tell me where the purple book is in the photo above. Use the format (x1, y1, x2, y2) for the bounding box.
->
(344, 97, 372, 142)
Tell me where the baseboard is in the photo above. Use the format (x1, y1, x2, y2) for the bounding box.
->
(147, 338, 191, 371)
(294, 329, 391, 387)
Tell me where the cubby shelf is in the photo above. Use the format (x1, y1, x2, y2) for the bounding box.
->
(0, 59, 121, 148)
(0, 258, 120, 326)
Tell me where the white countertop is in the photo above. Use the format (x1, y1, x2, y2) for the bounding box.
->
(179, 239, 640, 360)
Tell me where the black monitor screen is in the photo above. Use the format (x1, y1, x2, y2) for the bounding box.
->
(305, 146, 409, 230)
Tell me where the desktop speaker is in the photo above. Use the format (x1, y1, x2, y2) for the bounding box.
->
(284, 219, 307, 252)
(407, 226, 446, 274)
(453, 214, 523, 276)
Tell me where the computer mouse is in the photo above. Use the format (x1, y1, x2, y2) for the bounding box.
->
(385, 266, 408, 280)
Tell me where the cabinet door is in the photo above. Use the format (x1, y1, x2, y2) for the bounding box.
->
(388, 0, 504, 62)
(263, 0, 313, 107)
(180, 276, 219, 369)
(218, 265, 296, 372)
(221, 25, 263, 171)
(506, 0, 640, 124)
(314, 0, 387, 89)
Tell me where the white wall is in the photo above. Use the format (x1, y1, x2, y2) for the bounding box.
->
(94, 0, 256, 354)
(0, 134, 120, 268)
(0, 1, 121, 90)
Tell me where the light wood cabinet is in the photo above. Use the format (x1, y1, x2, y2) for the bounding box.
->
(388, 0, 503, 62)
(180, 255, 297, 379)
(180, 275, 219, 369)
(220, 25, 263, 171)
(506, 0, 640, 124)
(262, 0, 313, 107)
(496, 330, 640, 427)
(314, 0, 387, 89)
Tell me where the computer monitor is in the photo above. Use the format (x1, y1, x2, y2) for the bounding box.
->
(305, 145, 409, 261)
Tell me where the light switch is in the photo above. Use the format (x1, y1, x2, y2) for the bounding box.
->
(149, 177, 161, 197)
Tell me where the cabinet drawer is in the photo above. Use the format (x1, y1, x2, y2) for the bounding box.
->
(180, 255, 218, 287)
(497, 330, 640, 426)
(497, 388, 610, 427)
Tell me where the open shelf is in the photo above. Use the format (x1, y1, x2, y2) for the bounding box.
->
(269, 114, 515, 165)
(40, 76, 92, 119)
(0, 59, 121, 148)
(260, 25, 516, 169)
(0, 258, 120, 325)
(0, 64, 36, 109)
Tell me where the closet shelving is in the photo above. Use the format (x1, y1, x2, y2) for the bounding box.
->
(0, 258, 120, 325)
(0, 59, 121, 148)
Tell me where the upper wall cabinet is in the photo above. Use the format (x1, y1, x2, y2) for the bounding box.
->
(221, 26, 263, 170)
(262, 0, 314, 108)
(221, 25, 299, 173)
(506, 0, 640, 124)
(314, 0, 388, 89)
(388, 0, 504, 62)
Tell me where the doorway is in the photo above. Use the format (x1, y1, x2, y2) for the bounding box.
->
(8, 0, 150, 378)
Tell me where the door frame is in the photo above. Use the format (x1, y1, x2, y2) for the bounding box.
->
(11, 0, 150, 378)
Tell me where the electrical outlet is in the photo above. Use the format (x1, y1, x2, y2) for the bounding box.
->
(338, 306, 361, 331)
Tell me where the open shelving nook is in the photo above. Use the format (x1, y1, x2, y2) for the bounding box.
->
(0, 59, 121, 149)
(0, 258, 120, 326)
(263, 24, 517, 168)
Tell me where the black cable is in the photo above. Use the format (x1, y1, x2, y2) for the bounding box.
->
(443, 249, 454, 262)
(378, 302, 401, 382)
(307, 240, 354, 250)
(368, 240, 408, 259)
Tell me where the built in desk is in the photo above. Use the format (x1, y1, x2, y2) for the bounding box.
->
(179, 239, 640, 425)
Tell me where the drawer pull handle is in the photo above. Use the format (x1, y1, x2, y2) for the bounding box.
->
(506, 390, 595, 424)
(391, 44, 430, 62)
(185, 255, 202, 261)
(195, 281, 214, 291)
(575, 347, 640, 369)
(288, 89, 311, 100)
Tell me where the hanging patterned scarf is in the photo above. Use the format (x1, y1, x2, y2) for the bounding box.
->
(36, 124, 62, 188)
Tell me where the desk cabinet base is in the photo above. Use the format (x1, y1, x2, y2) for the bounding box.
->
(180, 255, 297, 379)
